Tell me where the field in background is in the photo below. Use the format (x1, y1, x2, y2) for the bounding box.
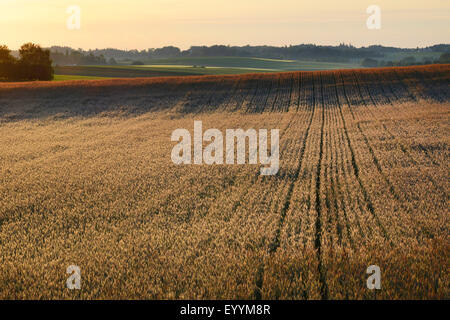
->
(53, 64, 270, 79)
(141, 57, 359, 70)
(0, 65, 448, 299)
(53, 57, 360, 80)
(53, 74, 112, 81)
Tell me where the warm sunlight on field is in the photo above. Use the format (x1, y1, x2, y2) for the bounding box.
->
(0, 65, 448, 299)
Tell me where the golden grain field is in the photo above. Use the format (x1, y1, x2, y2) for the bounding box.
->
(0, 65, 448, 299)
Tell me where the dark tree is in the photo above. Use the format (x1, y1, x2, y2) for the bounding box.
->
(439, 53, 450, 63)
(0, 45, 17, 80)
(153, 46, 181, 58)
(0, 45, 15, 63)
(18, 43, 54, 80)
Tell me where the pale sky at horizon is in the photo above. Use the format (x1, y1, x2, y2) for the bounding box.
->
(1, 0, 449, 50)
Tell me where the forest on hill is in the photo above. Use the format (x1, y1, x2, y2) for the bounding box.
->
(47, 43, 450, 66)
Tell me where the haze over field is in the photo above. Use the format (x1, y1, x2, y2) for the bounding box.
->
(1, 0, 449, 50)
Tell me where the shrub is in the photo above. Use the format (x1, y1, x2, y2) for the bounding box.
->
(438, 52, 450, 64)
(361, 58, 379, 68)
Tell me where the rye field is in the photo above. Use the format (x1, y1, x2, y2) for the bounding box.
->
(0, 64, 448, 299)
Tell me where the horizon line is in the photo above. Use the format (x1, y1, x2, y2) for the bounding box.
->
(6, 42, 450, 52)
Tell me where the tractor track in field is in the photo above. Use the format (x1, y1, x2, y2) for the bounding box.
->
(253, 84, 316, 299)
(333, 72, 390, 241)
(349, 71, 448, 208)
(314, 72, 329, 300)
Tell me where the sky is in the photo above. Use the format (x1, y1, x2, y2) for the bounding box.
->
(1, 0, 449, 50)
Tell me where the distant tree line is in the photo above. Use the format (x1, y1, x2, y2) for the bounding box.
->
(361, 53, 450, 68)
(0, 43, 53, 81)
(49, 46, 183, 63)
(50, 49, 117, 66)
(47, 44, 450, 64)
(4, 43, 448, 74)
